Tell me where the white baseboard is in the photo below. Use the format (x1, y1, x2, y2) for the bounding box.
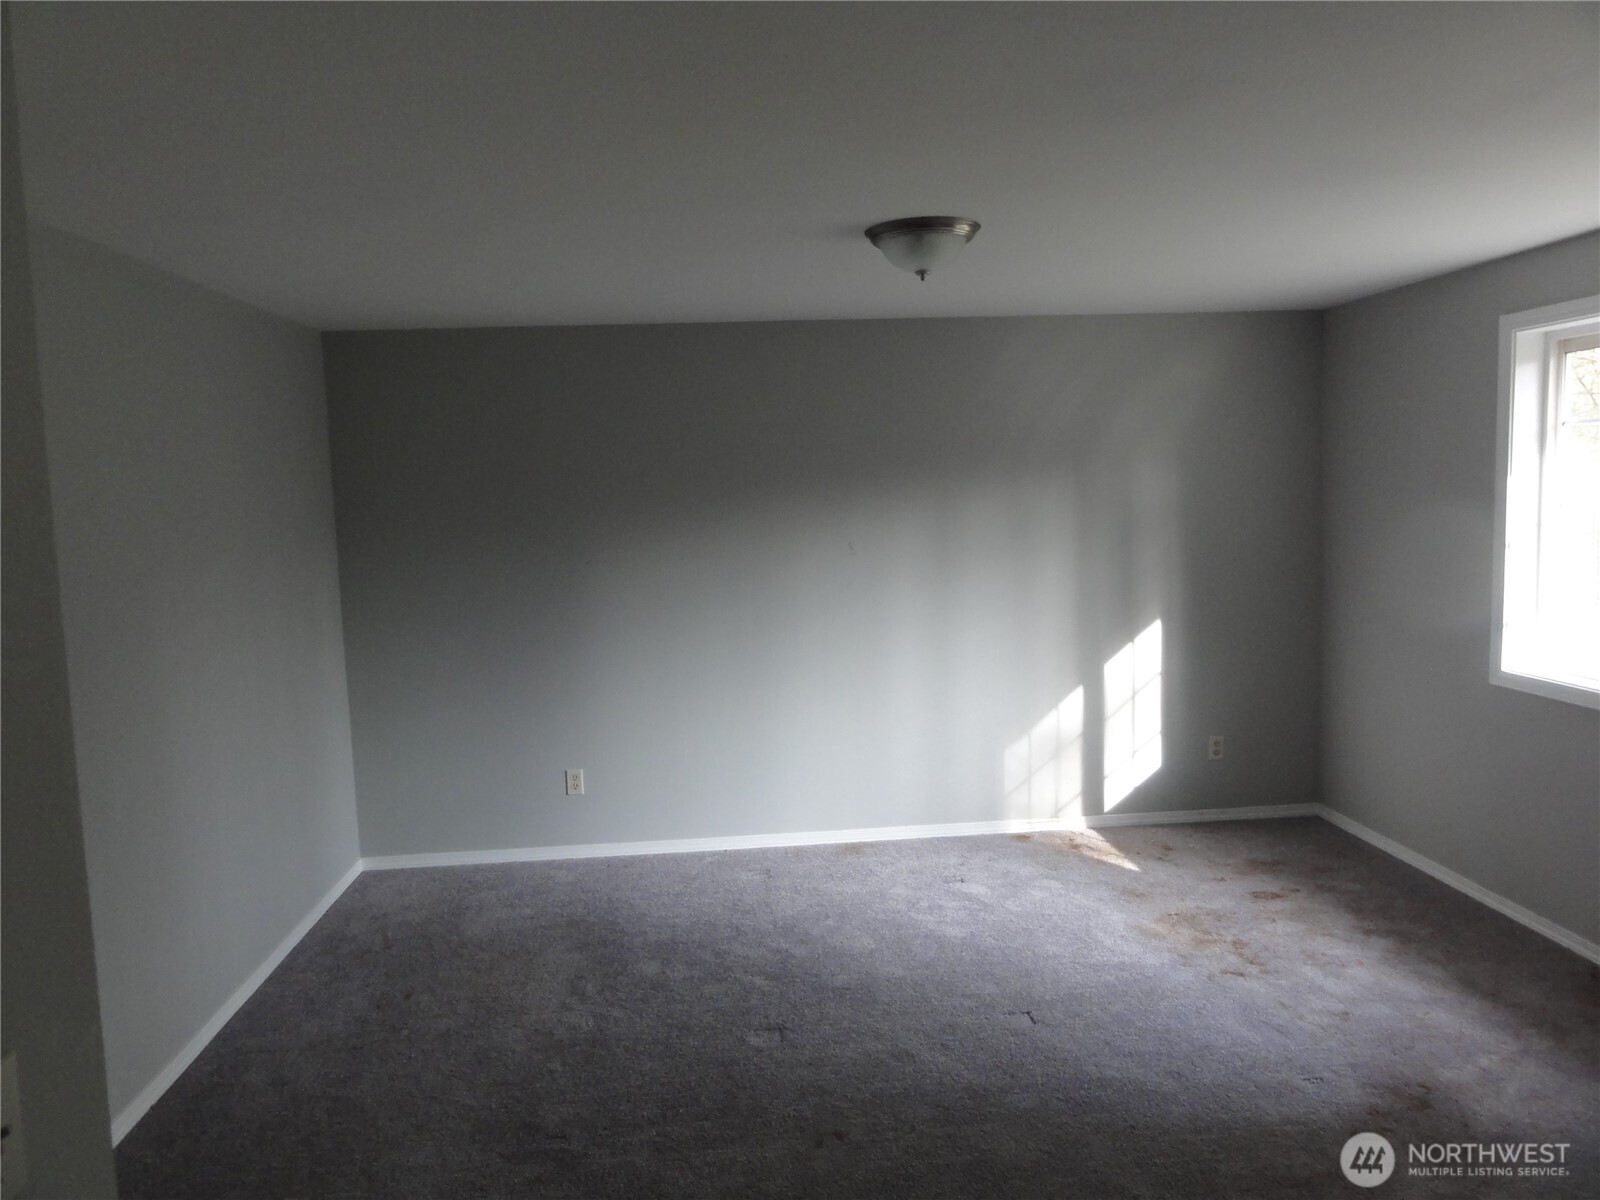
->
(1313, 806, 1600, 965)
(1086, 802, 1321, 828)
(360, 816, 1071, 872)
(109, 858, 363, 1146)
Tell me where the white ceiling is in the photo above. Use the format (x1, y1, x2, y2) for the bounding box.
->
(10, 2, 1599, 331)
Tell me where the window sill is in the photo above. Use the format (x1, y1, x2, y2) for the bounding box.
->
(1491, 665, 1600, 711)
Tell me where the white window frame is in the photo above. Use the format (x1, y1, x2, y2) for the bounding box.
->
(1491, 295, 1600, 709)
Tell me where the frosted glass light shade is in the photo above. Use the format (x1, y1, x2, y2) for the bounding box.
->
(864, 216, 981, 280)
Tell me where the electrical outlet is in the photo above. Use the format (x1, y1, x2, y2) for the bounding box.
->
(564, 768, 585, 796)
(2, 1052, 29, 1200)
(1207, 735, 1225, 761)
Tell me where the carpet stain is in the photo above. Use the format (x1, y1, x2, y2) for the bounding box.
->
(1150, 910, 1223, 950)
(1359, 922, 1423, 945)
(811, 1129, 849, 1150)
(1250, 890, 1289, 901)
(1364, 1085, 1432, 1123)
(1145, 910, 1267, 974)
(1011, 834, 1033, 842)
(1236, 858, 1287, 877)
(1229, 938, 1266, 972)
(1386, 1081, 1434, 1113)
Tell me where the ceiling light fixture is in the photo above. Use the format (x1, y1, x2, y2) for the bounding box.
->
(864, 216, 981, 281)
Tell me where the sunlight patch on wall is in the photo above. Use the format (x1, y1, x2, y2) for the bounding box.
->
(1103, 619, 1162, 810)
(1003, 686, 1084, 824)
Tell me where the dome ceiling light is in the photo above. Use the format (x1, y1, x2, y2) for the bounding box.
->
(863, 216, 982, 281)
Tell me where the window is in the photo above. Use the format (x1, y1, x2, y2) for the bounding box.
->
(1493, 296, 1600, 708)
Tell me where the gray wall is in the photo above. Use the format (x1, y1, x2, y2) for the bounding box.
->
(1323, 232, 1600, 943)
(28, 228, 363, 1122)
(0, 9, 118, 1194)
(324, 316, 1323, 857)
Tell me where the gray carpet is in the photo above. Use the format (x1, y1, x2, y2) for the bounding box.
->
(114, 818, 1598, 1198)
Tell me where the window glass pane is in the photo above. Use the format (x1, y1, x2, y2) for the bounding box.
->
(1538, 344, 1600, 678)
(1559, 343, 1600, 424)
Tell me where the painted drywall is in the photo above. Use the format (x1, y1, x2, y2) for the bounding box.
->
(1323, 232, 1600, 944)
(0, 10, 118, 1195)
(28, 228, 363, 1122)
(324, 315, 1322, 857)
